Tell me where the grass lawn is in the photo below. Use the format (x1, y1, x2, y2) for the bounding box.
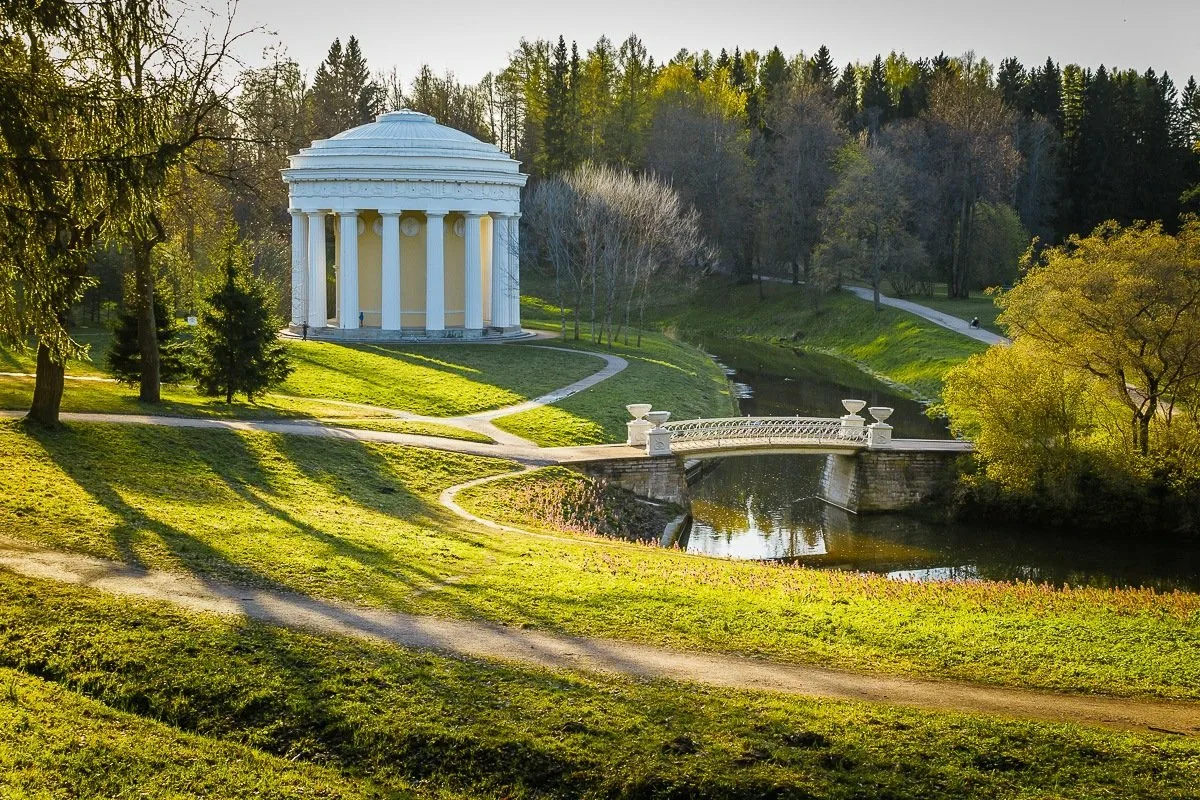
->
(1, 336, 607, 425)
(0, 373, 403, 421)
(280, 339, 600, 416)
(2, 573, 1197, 800)
(658, 280, 988, 399)
(0, 665, 380, 799)
(493, 325, 737, 446)
(902, 284, 1006, 335)
(4, 419, 1197, 700)
(323, 418, 494, 442)
(0, 330, 112, 377)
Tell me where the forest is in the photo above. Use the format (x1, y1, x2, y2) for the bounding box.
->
(101, 31, 1200, 325)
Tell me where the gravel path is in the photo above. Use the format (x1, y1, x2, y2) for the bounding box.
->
(1, 538, 1195, 737)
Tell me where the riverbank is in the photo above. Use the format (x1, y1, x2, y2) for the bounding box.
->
(658, 278, 988, 399)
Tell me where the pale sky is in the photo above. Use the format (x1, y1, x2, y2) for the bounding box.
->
(233, 0, 1200, 88)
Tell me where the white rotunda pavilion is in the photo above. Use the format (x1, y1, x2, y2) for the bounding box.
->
(283, 109, 527, 340)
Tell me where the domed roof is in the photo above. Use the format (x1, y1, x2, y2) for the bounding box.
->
(326, 109, 497, 153)
(283, 109, 524, 183)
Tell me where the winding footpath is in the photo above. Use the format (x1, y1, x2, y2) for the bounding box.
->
(0, 537, 1195, 737)
(843, 286, 1011, 346)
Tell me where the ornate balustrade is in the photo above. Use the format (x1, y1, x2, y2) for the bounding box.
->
(660, 416, 868, 452)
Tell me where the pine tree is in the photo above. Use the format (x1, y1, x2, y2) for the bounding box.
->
(860, 55, 892, 133)
(834, 62, 859, 127)
(805, 45, 838, 94)
(542, 35, 573, 175)
(1028, 58, 1063, 129)
(715, 48, 731, 74)
(192, 226, 292, 403)
(106, 298, 189, 386)
(730, 47, 748, 91)
(1182, 77, 1200, 146)
(997, 57, 1027, 110)
(308, 37, 383, 140)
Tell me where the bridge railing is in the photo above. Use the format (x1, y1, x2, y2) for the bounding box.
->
(660, 416, 868, 451)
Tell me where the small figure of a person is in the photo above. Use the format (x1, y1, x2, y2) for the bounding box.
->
(969, 316, 980, 329)
(359, 310, 364, 327)
(301, 321, 309, 341)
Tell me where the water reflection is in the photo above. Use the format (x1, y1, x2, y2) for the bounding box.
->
(683, 339, 1200, 591)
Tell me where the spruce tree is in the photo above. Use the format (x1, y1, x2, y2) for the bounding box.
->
(106, 298, 189, 386)
(860, 55, 892, 133)
(308, 37, 382, 140)
(997, 57, 1027, 110)
(192, 227, 292, 404)
(805, 45, 838, 94)
(833, 62, 859, 127)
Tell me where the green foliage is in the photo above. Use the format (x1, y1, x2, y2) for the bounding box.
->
(942, 220, 1200, 527)
(1000, 219, 1200, 454)
(940, 339, 1106, 500)
(192, 227, 293, 403)
(104, 298, 189, 385)
(965, 202, 1027, 288)
(815, 143, 925, 297)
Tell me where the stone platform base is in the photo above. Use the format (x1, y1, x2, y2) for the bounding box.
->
(282, 325, 532, 343)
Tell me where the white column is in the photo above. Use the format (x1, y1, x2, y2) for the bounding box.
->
(508, 214, 521, 329)
(290, 211, 308, 326)
(425, 212, 446, 332)
(490, 213, 509, 329)
(463, 213, 483, 331)
(381, 212, 402, 330)
(338, 212, 359, 329)
(306, 212, 327, 327)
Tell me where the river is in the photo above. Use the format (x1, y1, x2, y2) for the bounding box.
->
(678, 337, 1200, 592)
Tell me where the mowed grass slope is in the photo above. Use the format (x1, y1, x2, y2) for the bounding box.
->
(660, 280, 988, 398)
(3, 419, 1197, 699)
(280, 340, 600, 416)
(0, 666, 381, 799)
(0, 338, 604, 422)
(2, 573, 1197, 800)
(493, 328, 737, 446)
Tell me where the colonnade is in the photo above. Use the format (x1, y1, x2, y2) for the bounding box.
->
(289, 209, 521, 336)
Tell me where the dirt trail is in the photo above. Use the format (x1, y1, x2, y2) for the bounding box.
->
(1, 539, 1195, 737)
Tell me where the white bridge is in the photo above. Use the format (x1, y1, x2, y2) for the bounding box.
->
(621, 400, 962, 458)
(660, 416, 871, 456)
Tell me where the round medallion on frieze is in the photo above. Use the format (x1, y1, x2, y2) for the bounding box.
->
(453, 218, 465, 237)
(400, 217, 420, 237)
(372, 218, 382, 236)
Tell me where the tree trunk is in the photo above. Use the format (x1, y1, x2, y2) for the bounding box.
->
(28, 343, 66, 426)
(950, 195, 971, 299)
(791, 260, 799, 286)
(134, 239, 161, 403)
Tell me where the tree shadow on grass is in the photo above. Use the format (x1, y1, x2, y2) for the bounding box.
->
(26, 420, 523, 614)
(23, 416, 593, 642)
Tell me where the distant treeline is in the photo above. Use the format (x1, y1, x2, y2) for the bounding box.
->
(83, 34, 1200, 322)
